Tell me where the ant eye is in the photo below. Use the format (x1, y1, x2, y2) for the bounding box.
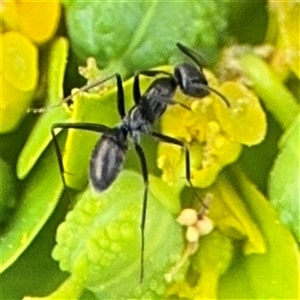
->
(174, 67, 182, 83)
(191, 76, 207, 85)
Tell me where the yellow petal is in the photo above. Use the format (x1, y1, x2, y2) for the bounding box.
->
(1, 31, 38, 91)
(1, 0, 19, 30)
(17, 0, 61, 44)
(213, 82, 267, 146)
(0, 76, 34, 133)
(1, 31, 37, 132)
(269, 1, 300, 78)
(157, 143, 183, 185)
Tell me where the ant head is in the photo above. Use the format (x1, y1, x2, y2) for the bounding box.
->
(175, 42, 209, 98)
(175, 42, 231, 107)
(174, 63, 209, 98)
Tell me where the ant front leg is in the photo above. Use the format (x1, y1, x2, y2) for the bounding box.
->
(51, 122, 111, 190)
(114, 73, 126, 119)
(133, 70, 173, 105)
(63, 73, 127, 117)
(133, 142, 149, 283)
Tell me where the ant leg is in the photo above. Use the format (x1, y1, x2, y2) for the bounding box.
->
(150, 131, 192, 183)
(133, 70, 173, 105)
(51, 122, 111, 189)
(51, 126, 68, 190)
(151, 131, 209, 210)
(133, 72, 142, 105)
(61, 73, 119, 106)
(62, 73, 128, 116)
(133, 142, 149, 282)
(114, 73, 126, 118)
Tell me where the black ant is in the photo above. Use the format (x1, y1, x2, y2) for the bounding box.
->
(51, 42, 230, 282)
(133, 42, 230, 108)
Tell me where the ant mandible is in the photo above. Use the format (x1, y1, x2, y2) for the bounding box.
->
(51, 42, 230, 282)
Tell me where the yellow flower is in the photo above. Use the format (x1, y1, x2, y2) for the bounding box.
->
(1, 0, 61, 44)
(157, 70, 267, 188)
(1, 31, 38, 133)
(0, 0, 61, 132)
(268, 0, 300, 78)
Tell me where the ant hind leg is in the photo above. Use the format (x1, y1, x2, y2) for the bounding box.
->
(133, 142, 149, 283)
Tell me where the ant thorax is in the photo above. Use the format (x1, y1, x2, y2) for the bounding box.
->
(142, 77, 176, 122)
(122, 105, 151, 143)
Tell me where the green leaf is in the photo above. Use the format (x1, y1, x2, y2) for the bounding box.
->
(17, 107, 69, 179)
(219, 166, 299, 299)
(47, 37, 69, 105)
(209, 174, 266, 255)
(0, 157, 17, 224)
(17, 37, 70, 179)
(63, 1, 229, 76)
(0, 142, 63, 273)
(239, 54, 299, 129)
(52, 170, 184, 299)
(0, 193, 69, 300)
(194, 230, 234, 298)
(23, 277, 84, 300)
(269, 114, 300, 241)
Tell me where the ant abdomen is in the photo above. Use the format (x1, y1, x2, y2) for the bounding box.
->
(89, 128, 128, 192)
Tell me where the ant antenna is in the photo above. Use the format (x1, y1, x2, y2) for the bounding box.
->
(27, 103, 66, 114)
(176, 42, 207, 71)
(28, 74, 118, 113)
(199, 84, 231, 107)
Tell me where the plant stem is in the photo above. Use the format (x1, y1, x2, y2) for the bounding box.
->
(239, 54, 299, 129)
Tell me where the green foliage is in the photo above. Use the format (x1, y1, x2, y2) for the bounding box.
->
(1, 35, 68, 282)
(0, 158, 17, 224)
(63, 0, 229, 76)
(221, 167, 299, 299)
(1, 1, 299, 299)
(239, 53, 299, 129)
(52, 171, 183, 299)
(17, 37, 70, 179)
(1, 193, 69, 300)
(269, 114, 300, 241)
(1, 143, 63, 273)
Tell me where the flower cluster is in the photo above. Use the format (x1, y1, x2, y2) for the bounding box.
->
(1, 0, 61, 132)
(157, 69, 267, 188)
(165, 194, 214, 282)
